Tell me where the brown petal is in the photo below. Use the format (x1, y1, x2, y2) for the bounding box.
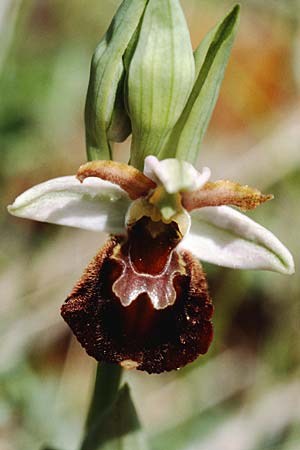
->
(77, 160, 156, 200)
(181, 180, 273, 212)
(61, 237, 213, 374)
(182, 180, 273, 211)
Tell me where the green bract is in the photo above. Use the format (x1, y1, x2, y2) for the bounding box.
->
(164, 5, 240, 164)
(85, 0, 240, 168)
(85, 0, 148, 161)
(127, 0, 195, 170)
(80, 384, 148, 450)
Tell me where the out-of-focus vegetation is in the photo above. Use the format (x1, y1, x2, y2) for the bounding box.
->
(1, 1, 299, 449)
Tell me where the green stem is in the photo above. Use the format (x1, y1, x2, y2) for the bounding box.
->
(85, 362, 123, 432)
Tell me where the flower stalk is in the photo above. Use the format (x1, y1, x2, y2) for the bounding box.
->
(83, 363, 123, 438)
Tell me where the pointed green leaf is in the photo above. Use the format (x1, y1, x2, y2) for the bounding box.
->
(85, 0, 149, 161)
(80, 384, 148, 450)
(162, 5, 240, 163)
(127, 0, 195, 170)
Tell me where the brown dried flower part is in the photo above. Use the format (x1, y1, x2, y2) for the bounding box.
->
(61, 221, 213, 374)
(77, 160, 156, 200)
(181, 180, 273, 211)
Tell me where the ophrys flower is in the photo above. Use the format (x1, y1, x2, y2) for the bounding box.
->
(8, 156, 294, 373)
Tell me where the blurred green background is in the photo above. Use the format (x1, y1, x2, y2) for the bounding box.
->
(1, 1, 299, 449)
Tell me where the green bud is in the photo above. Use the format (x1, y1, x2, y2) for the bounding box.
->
(127, 0, 195, 170)
(85, 0, 148, 162)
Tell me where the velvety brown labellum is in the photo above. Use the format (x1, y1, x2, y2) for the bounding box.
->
(61, 237, 213, 374)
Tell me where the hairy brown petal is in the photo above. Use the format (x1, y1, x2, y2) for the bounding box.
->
(77, 160, 156, 200)
(61, 237, 213, 374)
(182, 180, 273, 211)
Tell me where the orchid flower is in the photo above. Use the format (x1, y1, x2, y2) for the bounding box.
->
(8, 155, 294, 373)
(6, 0, 295, 375)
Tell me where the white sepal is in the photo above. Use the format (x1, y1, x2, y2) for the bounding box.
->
(144, 155, 210, 193)
(182, 205, 295, 275)
(8, 176, 130, 234)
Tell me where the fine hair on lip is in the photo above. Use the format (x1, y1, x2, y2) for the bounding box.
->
(61, 237, 213, 374)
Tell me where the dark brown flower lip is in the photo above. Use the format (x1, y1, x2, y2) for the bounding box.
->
(61, 236, 214, 374)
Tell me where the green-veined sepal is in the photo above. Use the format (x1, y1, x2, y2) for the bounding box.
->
(8, 176, 130, 234)
(183, 205, 295, 275)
